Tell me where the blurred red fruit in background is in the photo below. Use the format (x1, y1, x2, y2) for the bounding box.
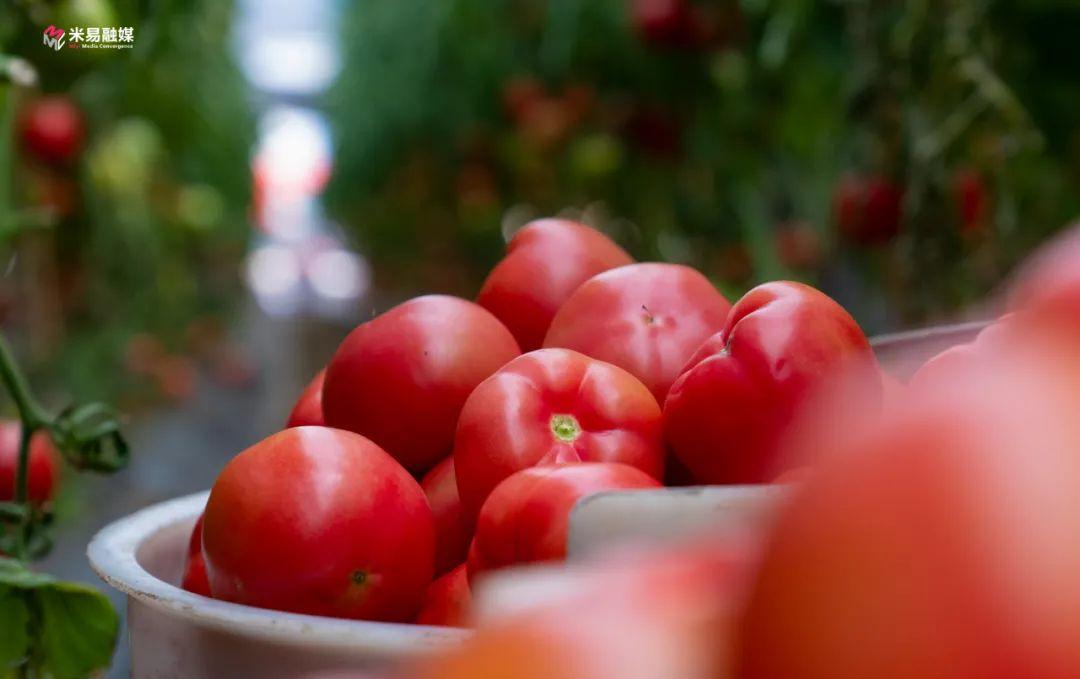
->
(834, 174, 904, 246)
(19, 96, 85, 166)
(0, 421, 59, 505)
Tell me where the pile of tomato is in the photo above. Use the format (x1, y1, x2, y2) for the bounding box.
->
(176, 217, 1080, 679)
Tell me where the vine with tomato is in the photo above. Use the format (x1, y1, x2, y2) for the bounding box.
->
(327, 0, 1079, 329)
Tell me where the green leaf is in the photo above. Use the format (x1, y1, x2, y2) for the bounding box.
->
(0, 587, 29, 671)
(0, 558, 119, 678)
(37, 582, 120, 679)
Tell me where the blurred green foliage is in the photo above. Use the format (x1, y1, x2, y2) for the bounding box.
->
(1, 0, 252, 405)
(327, 0, 1079, 328)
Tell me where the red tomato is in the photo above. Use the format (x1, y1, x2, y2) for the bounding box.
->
(953, 168, 990, 235)
(477, 219, 633, 351)
(833, 174, 904, 246)
(421, 456, 470, 575)
(543, 263, 731, 402)
(19, 96, 85, 166)
(287, 369, 325, 427)
(181, 514, 211, 597)
(453, 348, 665, 524)
(202, 427, 434, 621)
(323, 295, 520, 474)
(0, 421, 59, 504)
(735, 344, 1080, 679)
(467, 463, 661, 579)
(415, 564, 470, 628)
(664, 282, 880, 484)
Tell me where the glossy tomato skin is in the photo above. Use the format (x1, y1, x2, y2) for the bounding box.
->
(415, 564, 470, 627)
(478, 219, 633, 351)
(664, 281, 880, 484)
(181, 514, 211, 597)
(453, 348, 665, 524)
(736, 348, 1080, 679)
(543, 263, 731, 402)
(19, 96, 85, 166)
(467, 463, 661, 579)
(286, 369, 325, 427)
(0, 421, 59, 504)
(323, 295, 520, 474)
(421, 456, 470, 575)
(202, 427, 435, 621)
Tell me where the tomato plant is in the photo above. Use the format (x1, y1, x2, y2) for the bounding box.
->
(0, 419, 58, 504)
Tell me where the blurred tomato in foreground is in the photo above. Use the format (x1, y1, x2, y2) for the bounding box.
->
(1009, 223, 1080, 334)
(478, 219, 633, 351)
(203, 427, 434, 621)
(454, 348, 664, 523)
(416, 564, 470, 628)
(180, 514, 211, 597)
(0, 421, 59, 504)
(323, 295, 520, 474)
(19, 96, 85, 166)
(421, 456, 470, 575)
(468, 463, 661, 580)
(736, 336, 1080, 679)
(544, 263, 731, 402)
(665, 282, 881, 484)
(407, 537, 746, 679)
(287, 369, 326, 427)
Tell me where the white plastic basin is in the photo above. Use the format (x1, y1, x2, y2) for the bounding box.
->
(87, 491, 468, 679)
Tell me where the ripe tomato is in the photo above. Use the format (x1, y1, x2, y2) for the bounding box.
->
(453, 348, 665, 524)
(19, 96, 85, 166)
(421, 456, 470, 575)
(735, 344, 1080, 679)
(415, 564, 470, 628)
(180, 514, 211, 597)
(286, 369, 325, 427)
(323, 295, 520, 474)
(467, 463, 661, 579)
(664, 282, 880, 484)
(543, 263, 731, 402)
(833, 174, 904, 246)
(477, 219, 633, 351)
(0, 421, 59, 504)
(202, 427, 434, 621)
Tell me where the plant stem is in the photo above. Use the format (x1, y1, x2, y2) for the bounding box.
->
(0, 334, 50, 559)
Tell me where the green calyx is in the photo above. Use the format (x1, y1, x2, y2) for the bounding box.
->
(550, 414, 582, 443)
